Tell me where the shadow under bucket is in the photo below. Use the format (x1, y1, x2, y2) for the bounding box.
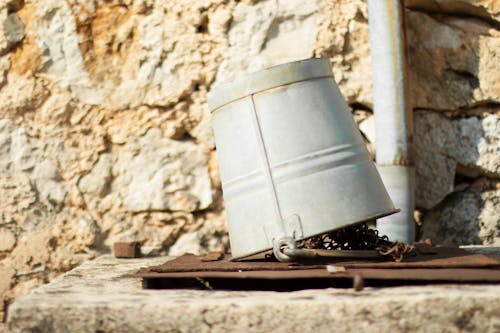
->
(207, 58, 397, 260)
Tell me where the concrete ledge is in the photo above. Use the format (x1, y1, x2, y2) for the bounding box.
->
(7, 254, 500, 333)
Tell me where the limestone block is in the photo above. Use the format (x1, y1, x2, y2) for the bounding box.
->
(314, 0, 372, 105)
(0, 263, 15, 297)
(451, 115, 500, 175)
(0, 74, 48, 117)
(35, 1, 102, 105)
(0, 119, 72, 254)
(3, 12, 24, 43)
(478, 36, 500, 101)
(196, 213, 230, 255)
(102, 211, 190, 251)
(78, 153, 113, 197)
(166, 222, 228, 257)
(167, 231, 204, 256)
(9, 229, 51, 274)
(32, 159, 59, 180)
(414, 112, 499, 209)
(33, 159, 67, 206)
(0, 228, 16, 251)
(333, 12, 372, 105)
(406, 0, 500, 22)
(215, 0, 321, 85)
(0, 120, 68, 208)
(412, 113, 457, 209)
(421, 188, 499, 246)
(36, 90, 73, 125)
(0, 119, 40, 173)
(185, 103, 215, 149)
(0, 9, 24, 54)
(74, 217, 100, 248)
(7, 0, 227, 151)
(0, 175, 37, 220)
(407, 10, 500, 109)
(357, 110, 498, 213)
(56, 1, 229, 112)
(112, 129, 212, 212)
(7, 255, 500, 333)
(44, 216, 101, 272)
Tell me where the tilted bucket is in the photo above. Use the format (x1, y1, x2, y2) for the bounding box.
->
(207, 58, 397, 260)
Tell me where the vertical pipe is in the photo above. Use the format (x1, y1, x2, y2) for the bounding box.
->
(367, 0, 415, 243)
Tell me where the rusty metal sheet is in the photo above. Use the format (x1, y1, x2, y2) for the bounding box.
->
(134, 247, 500, 290)
(137, 268, 500, 282)
(136, 246, 500, 275)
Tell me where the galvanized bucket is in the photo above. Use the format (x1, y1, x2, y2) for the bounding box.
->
(207, 58, 397, 260)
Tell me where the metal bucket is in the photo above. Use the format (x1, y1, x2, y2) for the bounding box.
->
(207, 58, 397, 260)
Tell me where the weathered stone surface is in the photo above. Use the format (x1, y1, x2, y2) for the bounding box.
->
(358, 112, 499, 211)
(99, 211, 186, 252)
(0, 264, 15, 299)
(167, 231, 205, 256)
(0, 74, 48, 117)
(315, 0, 372, 105)
(0, 119, 41, 173)
(0, 175, 38, 229)
(3, 13, 24, 42)
(0, 228, 16, 252)
(78, 153, 113, 197)
(0, 8, 24, 55)
(215, 0, 320, 85)
(315, 3, 500, 109)
(8, 254, 500, 333)
(9, 231, 51, 275)
(35, 1, 102, 105)
(111, 128, 212, 212)
(167, 222, 228, 257)
(421, 188, 500, 246)
(407, 10, 500, 109)
(452, 114, 500, 176)
(0, 119, 67, 208)
(414, 112, 458, 209)
(30, 0, 231, 114)
(33, 160, 67, 206)
(0, 118, 102, 313)
(414, 112, 499, 209)
(406, 0, 500, 22)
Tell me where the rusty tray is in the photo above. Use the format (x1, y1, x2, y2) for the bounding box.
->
(134, 246, 500, 291)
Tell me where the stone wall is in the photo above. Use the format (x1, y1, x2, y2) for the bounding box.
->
(0, 0, 498, 320)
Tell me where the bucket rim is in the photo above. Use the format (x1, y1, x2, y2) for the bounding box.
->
(207, 58, 333, 112)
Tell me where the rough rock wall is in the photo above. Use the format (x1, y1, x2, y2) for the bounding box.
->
(0, 0, 498, 320)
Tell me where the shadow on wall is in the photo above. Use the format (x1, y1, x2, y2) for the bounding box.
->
(405, 2, 499, 246)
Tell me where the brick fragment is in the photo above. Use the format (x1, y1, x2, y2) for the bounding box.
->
(114, 242, 141, 258)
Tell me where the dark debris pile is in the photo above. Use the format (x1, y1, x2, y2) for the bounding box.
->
(298, 223, 415, 262)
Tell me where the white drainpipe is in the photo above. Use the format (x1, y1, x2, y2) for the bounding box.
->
(367, 0, 415, 243)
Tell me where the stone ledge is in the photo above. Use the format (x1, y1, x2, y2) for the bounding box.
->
(7, 253, 500, 333)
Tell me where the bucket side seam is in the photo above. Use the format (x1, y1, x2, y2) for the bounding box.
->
(249, 94, 286, 238)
